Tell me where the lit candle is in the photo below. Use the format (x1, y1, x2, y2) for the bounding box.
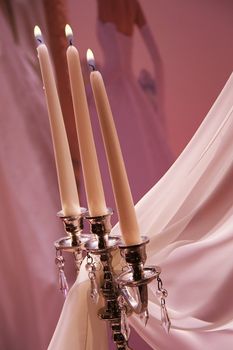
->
(87, 49, 141, 245)
(65, 25, 107, 217)
(34, 26, 80, 216)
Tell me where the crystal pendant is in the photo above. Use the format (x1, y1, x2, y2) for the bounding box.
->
(161, 298, 171, 333)
(73, 250, 83, 274)
(55, 252, 69, 297)
(139, 308, 149, 326)
(121, 309, 130, 341)
(89, 272, 99, 304)
(58, 269, 69, 298)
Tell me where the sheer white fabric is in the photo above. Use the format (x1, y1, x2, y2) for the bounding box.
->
(49, 72, 233, 349)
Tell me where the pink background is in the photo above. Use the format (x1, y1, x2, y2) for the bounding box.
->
(68, 0, 233, 156)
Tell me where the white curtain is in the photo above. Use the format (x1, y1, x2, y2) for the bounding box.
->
(49, 73, 233, 349)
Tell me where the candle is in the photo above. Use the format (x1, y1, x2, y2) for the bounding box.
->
(65, 25, 107, 217)
(87, 49, 141, 245)
(34, 26, 80, 216)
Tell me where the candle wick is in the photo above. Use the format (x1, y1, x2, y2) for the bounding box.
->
(89, 63, 96, 71)
(69, 39, 73, 46)
(37, 38, 43, 44)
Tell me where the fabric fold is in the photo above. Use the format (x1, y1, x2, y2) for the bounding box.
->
(49, 74, 233, 349)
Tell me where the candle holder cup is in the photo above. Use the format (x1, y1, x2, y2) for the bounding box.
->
(55, 207, 90, 249)
(117, 238, 161, 324)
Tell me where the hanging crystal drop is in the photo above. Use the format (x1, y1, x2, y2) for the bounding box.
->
(55, 252, 69, 297)
(161, 298, 171, 333)
(120, 308, 130, 341)
(73, 250, 83, 274)
(58, 269, 69, 298)
(85, 254, 94, 272)
(139, 308, 149, 326)
(89, 272, 99, 304)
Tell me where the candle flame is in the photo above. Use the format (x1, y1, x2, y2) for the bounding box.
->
(65, 24, 73, 45)
(34, 25, 43, 43)
(86, 49, 96, 71)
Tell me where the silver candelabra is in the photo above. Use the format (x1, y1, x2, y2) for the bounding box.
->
(54, 208, 171, 349)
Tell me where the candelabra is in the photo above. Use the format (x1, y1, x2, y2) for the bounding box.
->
(54, 209, 171, 349)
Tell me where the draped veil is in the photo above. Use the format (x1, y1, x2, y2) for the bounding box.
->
(49, 73, 233, 349)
